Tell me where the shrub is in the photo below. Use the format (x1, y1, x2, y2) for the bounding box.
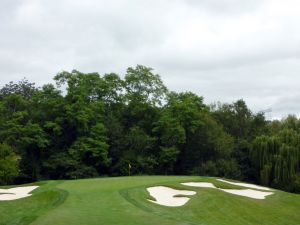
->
(0, 143, 19, 185)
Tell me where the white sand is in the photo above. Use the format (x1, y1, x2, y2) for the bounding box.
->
(216, 179, 271, 191)
(147, 186, 196, 207)
(181, 181, 274, 200)
(181, 182, 216, 188)
(0, 186, 39, 201)
(219, 188, 273, 199)
(147, 179, 274, 207)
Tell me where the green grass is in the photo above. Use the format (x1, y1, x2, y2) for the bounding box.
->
(1, 176, 300, 225)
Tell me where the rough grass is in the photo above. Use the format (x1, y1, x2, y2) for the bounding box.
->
(1, 176, 300, 225)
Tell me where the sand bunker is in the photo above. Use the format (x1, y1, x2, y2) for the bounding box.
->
(0, 186, 39, 201)
(216, 179, 271, 191)
(147, 186, 196, 207)
(147, 179, 274, 207)
(221, 188, 273, 199)
(181, 182, 273, 200)
(181, 182, 216, 188)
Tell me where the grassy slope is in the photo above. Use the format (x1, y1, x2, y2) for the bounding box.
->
(0, 181, 67, 225)
(1, 176, 300, 225)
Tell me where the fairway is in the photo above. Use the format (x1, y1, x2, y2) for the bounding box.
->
(1, 176, 300, 225)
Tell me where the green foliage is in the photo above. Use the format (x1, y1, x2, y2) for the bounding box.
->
(212, 99, 252, 138)
(197, 160, 218, 176)
(69, 123, 111, 174)
(158, 146, 180, 174)
(251, 127, 300, 192)
(0, 78, 37, 99)
(1, 66, 300, 194)
(124, 65, 167, 106)
(260, 164, 272, 186)
(193, 159, 241, 179)
(216, 159, 242, 179)
(0, 143, 19, 185)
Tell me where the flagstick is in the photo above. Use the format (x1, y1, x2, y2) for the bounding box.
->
(128, 163, 131, 176)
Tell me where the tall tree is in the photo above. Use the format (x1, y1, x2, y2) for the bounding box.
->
(0, 143, 19, 185)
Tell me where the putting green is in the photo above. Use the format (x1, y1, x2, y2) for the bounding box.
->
(1, 176, 300, 225)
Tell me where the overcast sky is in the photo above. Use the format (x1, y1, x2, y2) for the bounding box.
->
(1, 0, 300, 119)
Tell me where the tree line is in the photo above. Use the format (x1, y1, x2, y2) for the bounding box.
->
(0, 65, 299, 193)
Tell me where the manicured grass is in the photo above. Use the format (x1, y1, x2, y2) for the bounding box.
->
(0, 181, 67, 225)
(1, 176, 300, 225)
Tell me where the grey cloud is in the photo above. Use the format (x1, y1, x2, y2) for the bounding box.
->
(0, 0, 300, 118)
(186, 0, 263, 14)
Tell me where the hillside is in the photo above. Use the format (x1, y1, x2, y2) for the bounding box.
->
(1, 176, 300, 225)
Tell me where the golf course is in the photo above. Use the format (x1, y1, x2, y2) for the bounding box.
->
(2, 0, 300, 224)
(1, 176, 300, 225)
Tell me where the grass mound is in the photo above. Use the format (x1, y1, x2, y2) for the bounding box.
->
(0, 176, 300, 225)
(0, 181, 67, 225)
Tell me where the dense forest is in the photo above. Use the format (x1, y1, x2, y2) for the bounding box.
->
(0, 65, 299, 193)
